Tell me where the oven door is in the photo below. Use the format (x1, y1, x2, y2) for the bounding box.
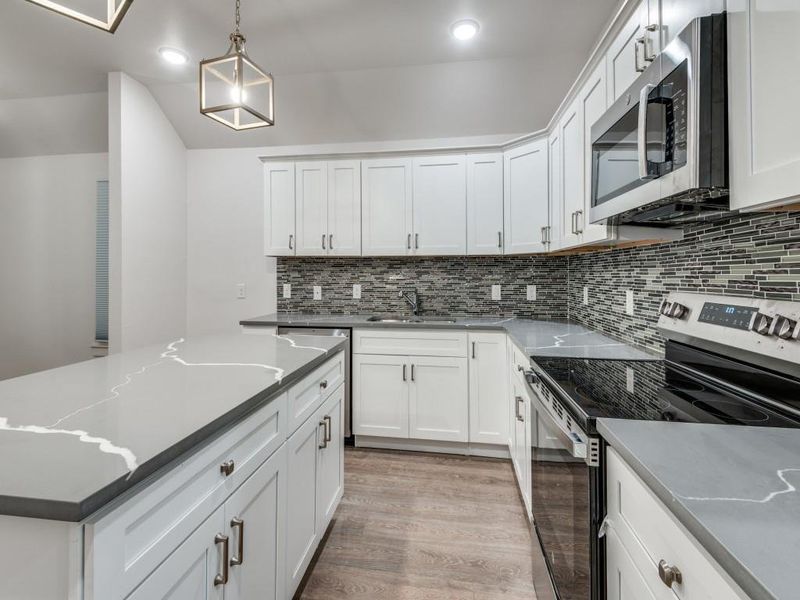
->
(527, 380, 602, 600)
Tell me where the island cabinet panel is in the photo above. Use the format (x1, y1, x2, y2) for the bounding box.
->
(86, 393, 287, 600)
(286, 351, 345, 434)
(316, 385, 345, 531)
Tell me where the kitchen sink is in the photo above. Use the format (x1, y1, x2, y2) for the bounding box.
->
(366, 315, 457, 324)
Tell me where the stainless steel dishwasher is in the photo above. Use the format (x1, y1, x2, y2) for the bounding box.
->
(277, 327, 352, 440)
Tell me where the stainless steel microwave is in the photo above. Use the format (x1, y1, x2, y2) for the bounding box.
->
(590, 14, 728, 226)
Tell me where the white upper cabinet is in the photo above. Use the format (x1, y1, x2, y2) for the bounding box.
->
(503, 138, 549, 254)
(606, 1, 652, 105)
(295, 161, 328, 256)
(579, 63, 611, 245)
(547, 131, 562, 250)
(361, 158, 414, 256)
(728, 0, 800, 211)
(412, 155, 467, 255)
(660, 0, 724, 48)
(327, 160, 362, 256)
(466, 153, 504, 255)
(263, 162, 296, 256)
(559, 98, 583, 248)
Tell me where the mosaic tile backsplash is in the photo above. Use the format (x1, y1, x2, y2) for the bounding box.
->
(277, 212, 800, 355)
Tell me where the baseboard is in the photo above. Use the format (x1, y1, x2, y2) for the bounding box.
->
(354, 436, 510, 459)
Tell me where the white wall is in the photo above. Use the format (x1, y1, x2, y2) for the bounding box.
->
(108, 73, 187, 353)
(0, 153, 107, 380)
(186, 148, 277, 335)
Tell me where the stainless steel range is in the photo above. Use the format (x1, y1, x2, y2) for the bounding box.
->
(526, 292, 800, 600)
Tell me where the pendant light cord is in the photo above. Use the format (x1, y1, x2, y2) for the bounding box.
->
(234, 0, 241, 35)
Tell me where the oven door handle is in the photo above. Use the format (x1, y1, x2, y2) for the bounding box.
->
(637, 83, 657, 181)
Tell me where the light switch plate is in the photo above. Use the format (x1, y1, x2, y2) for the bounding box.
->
(626, 367, 635, 393)
(626, 290, 635, 316)
(527, 285, 537, 301)
(236, 283, 246, 299)
(313, 286, 322, 300)
(491, 285, 502, 301)
(353, 284, 362, 299)
(282, 284, 291, 299)
(583, 286, 589, 305)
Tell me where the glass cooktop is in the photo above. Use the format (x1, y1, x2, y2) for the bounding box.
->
(530, 350, 800, 431)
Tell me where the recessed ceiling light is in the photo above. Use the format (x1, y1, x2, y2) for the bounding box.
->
(451, 19, 480, 41)
(159, 47, 189, 66)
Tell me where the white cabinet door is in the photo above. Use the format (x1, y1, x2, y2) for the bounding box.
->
(503, 138, 549, 254)
(729, 0, 800, 210)
(352, 354, 409, 438)
(285, 411, 321, 597)
(224, 445, 287, 600)
(263, 162, 295, 256)
(606, 1, 650, 105)
(606, 526, 659, 600)
(409, 356, 468, 442)
(316, 385, 344, 533)
(559, 98, 583, 248)
(412, 155, 467, 255)
(468, 332, 508, 445)
(295, 161, 328, 256)
(513, 391, 531, 516)
(660, 0, 724, 49)
(361, 158, 413, 256)
(327, 160, 361, 256)
(466, 153, 504, 255)
(126, 506, 224, 600)
(547, 130, 562, 250)
(579, 62, 612, 245)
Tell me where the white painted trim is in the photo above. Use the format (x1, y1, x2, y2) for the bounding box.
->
(354, 435, 510, 459)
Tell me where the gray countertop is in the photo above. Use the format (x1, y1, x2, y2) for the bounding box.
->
(598, 419, 800, 600)
(0, 332, 345, 522)
(240, 313, 657, 361)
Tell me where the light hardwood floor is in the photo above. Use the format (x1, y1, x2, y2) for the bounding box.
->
(298, 448, 538, 599)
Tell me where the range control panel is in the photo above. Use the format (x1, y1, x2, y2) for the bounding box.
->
(658, 292, 800, 377)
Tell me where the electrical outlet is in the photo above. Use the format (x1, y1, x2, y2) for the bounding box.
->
(313, 286, 322, 301)
(526, 285, 537, 301)
(491, 285, 502, 301)
(626, 367, 635, 393)
(626, 290, 635, 316)
(353, 284, 362, 299)
(583, 286, 589, 305)
(282, 284, 291, 299)
(236, 283, 246, 299)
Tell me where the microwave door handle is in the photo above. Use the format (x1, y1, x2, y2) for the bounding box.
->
(637, 83, 657, 181)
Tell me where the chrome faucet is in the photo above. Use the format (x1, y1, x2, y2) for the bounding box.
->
(399, 289, 420, 316)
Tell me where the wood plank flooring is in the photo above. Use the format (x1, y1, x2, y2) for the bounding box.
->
(298, 448, 538, 599)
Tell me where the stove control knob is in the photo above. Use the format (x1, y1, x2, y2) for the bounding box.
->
(752, 313, 773, 336)
(667, 302, 688, 319)
(771, 316, 799, 340)
(659, 300, 672, 316)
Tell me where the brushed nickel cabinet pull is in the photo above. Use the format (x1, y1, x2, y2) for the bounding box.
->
(320, 379, 328, 390)
(407, 233, 412, 250)
(515, 397, 524, 422)
(324, 415, 332, 443)
(329, 234, 333, 250)
(411, 364, 415, 382)
(576, 210, 583, 234)
(318, 421, 328, 449)
(214, 533, 229, 586)
(403, 364, 407, 381)
(220, 460, 235, 477)
(322, 234, 326, 250)
(658, 560, 682, 588)
(230, 518, 244, 567)
(498, 231, 502, 248)
(288, 234, 294, 250)
(472, 341, 476, 359)
(635, 36, 646, 72)
(415, 233, 419, 249)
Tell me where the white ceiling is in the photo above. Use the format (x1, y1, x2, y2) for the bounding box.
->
(1, 0, 620, 151)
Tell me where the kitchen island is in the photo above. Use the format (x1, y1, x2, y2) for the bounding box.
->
(0, 330, 346, 600)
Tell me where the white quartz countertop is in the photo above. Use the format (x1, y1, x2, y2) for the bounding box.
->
(0, 332, 345, 521)
(240, 313, 657, 361)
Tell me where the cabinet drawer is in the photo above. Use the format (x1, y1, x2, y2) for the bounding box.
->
(287, 352, 345, 434)
(353, 328, 468, 357)
(606, 447, 747, 600)
(86, 393, 287, 600)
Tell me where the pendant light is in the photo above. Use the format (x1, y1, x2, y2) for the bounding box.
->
(25, 0, 133, 33)
(200, 0, 275, 130)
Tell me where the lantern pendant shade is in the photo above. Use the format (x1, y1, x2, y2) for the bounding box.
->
(25, 0, 132, 33)
(200, 38, 274, 131)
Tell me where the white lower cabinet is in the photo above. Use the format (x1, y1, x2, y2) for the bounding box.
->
(605, 525, 658, 600)
(409, 356, 468, 442)
(468, 332, 509, 445)
(352, 354, 410, 439)
(510, 375, 532, 517)
(315, 387, 345, 532)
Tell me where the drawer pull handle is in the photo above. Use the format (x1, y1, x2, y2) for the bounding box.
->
(515, 396, 524, 422)
(324, 415, 332, 443)
(230, 518, 244, 566)
(220, 460, 235, 477)
(658, 560, 683, 588)
(319, 421, 328, 449)
(214, 533, 229, 586)
(320, 379, 328, 390)
(402, 364, 407, 381)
